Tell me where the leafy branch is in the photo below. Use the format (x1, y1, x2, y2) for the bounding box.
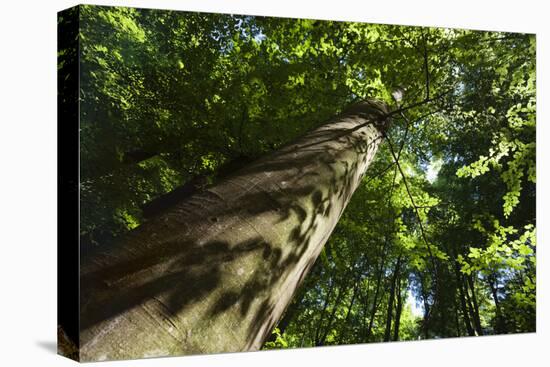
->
(384, 130, 439, 279)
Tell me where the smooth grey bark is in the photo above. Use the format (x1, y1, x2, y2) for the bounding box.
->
(265, 283, 306, 342)
(79, 100, 390, 361)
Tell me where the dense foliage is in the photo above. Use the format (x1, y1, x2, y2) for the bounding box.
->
(62, 5, 536, 346)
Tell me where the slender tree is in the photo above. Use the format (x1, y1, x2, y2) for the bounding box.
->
(455, 263, 475, 336)
(392, 269, 404, 341)
(384, 255, 402, 341)
(467, 275, 483, 335)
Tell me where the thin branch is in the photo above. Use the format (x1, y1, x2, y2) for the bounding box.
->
(396, 111, 411, 161)
(331, 92, 443, 143)
(386, 88, 452, 118)
(385, 134, 439, 276)
(362, 106, 414, 185)
(364, 110, 411, 185)
(364, 161, 396, 185)
(387, 163, 399, 205)
(474, 35, 523, 44)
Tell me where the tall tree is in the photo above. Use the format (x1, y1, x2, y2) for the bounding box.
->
(79, 100, 390, 361)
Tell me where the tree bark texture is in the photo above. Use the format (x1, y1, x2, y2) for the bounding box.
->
(79, 100, 390, 361)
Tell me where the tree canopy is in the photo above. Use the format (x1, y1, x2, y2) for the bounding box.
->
(62, 5, 536, 347)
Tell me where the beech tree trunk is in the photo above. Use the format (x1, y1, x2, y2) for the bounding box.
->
(79, 100, 390, 361)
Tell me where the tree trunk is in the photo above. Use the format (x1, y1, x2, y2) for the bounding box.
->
(384, 255, 402, 342)
(488, 274, 506, 334)
(454, 297, 461, 337)
(360, 276, 371, 339)
(338, 272, 361, 343)
(467, 275, 483, 335)
(463, 276, 480, 336)
(317, 272, 351, 345)
(419, 273, 431, 339)
(454, 262, 475, 336)
(365, 237, 390, 341)
(314, 274, 336, 344)
(265, 283, 305, 343)
(392, 272, 404, 341)
(365, 268, 383, 341)
(79, 100, 390, 361)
